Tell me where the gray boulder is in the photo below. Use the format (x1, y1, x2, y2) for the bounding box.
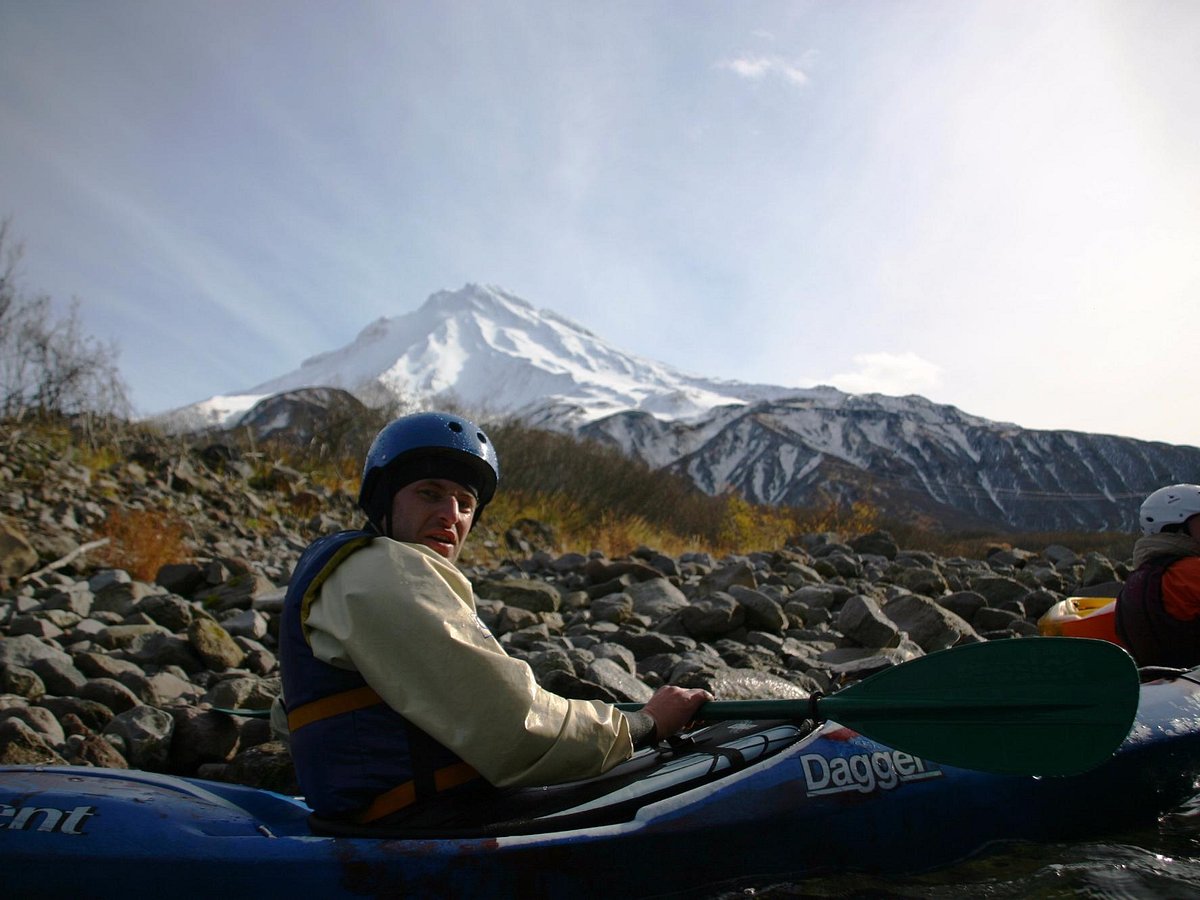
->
(1043, 544, 1080, 567)
(96, 622, 172, 651)
(0, 717, 68, 765)
(970, 575, 1029, 606)
(730, 585, 789, 635)
(0, 633, 72, 669)
(525, 648, 574, 682)
(79, 677, 142, 714)
(851, 530, 900, 560)
(66, 731, 129, 768)
(204, 675, 280, 712)
(220, 608, 269, 641)
(837, 595, 902, 648)
(494, 605, 541, 635)
(29, 656, 88, 695)
(42, 586, 94, 617)
(882, 593, 980, 652)
(72, 650, 145, 681)
(187, 618, 246, 671)
(0, 704, 66, 747)
(8, 614, 64, 640)
(697, 561, 757, 596)
(626, 578, 689, 623)
(814, 553, 864, 580)
(1081, 552, 1120, 587)
(0, 664, 45, 700)
(103, 706, 175, 770)
(0, 518, 39, 581)
(137, 593, 196, 631)
(126, 632, 207, 673)
(892, 567, 950, 597)
(168, 707, 242, 773)
(591, 642, 638, 675)
(610, 628, 691, 659)
(583, 657, 654, 703)
(540, 668, 619, 703)
(93, 581, 157, 617)
(681, 593, 744, 641)
(590, 592, 634, 625)
(476, 578, 562, 613)
(38, 696, 115, 733)
(146, 670, 205, 706)
(937, 591, 989, 625)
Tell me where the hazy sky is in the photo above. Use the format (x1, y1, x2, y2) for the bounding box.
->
(2, 1, 1197, 446)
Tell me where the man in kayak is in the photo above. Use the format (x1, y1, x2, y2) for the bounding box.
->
(1115, 483, 1200, 668)
(278, 411, 711, 827)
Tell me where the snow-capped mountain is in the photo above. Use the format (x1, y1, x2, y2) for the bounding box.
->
(169, 284, 799, 431)
(164, 284, 1200, 533)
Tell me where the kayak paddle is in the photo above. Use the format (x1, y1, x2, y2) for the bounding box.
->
(220, 638, 1138, 776)
(619, 637, 1140, 777)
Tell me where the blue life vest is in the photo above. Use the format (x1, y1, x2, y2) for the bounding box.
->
(1115, 555, 1200, 668)
(279, 529, 480, 822)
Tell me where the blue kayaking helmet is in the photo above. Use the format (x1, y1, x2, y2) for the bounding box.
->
(358, 411, 500, 529)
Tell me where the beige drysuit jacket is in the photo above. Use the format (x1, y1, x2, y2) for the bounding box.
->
(297, 537, 635, 788)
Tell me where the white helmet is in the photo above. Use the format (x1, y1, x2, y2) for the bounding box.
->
(1139, 484, 1200, 535)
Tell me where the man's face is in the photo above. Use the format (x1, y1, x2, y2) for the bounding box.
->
(388, 478, 477, 562)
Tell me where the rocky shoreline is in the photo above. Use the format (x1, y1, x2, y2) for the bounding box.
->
(0, 425, 1129, 793)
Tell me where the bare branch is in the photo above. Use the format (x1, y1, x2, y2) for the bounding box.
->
(0, 219, 130, 419)
(19, 537, 112, 584)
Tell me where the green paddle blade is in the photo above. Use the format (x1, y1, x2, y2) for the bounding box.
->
(619, 638, 1140, 777)
(816, 637, 1139, 776)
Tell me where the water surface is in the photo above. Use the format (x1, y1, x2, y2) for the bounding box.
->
(713, 802, 1200, 899)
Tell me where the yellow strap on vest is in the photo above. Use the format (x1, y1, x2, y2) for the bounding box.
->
(286, 685, 384, 732)
(354, 761, 480, 824)
(434, 761, 480, 792)
(287, 684, 482, 823)
(354, 781, 416, 823)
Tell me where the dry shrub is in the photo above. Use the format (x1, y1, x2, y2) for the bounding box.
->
(487, 422, 727, 541)
(75, 443, 123, 473)
(794, 500, 882, 537)
(482, 487, 808, 560)
(93, 507, 190, 581)
(884, 524, 1137, 563)
(718, 494, 798, 554)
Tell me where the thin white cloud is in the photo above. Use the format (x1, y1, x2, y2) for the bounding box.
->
(827, 352, 942, 397)
(717, 54, 810, 87)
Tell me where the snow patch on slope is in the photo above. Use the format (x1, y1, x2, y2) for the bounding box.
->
(163, 284, 806, 429)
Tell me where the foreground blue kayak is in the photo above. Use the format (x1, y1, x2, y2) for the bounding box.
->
(4, 668, 1200, 898)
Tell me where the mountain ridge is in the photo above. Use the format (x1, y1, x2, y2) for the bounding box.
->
(160, 284, 1200, 532)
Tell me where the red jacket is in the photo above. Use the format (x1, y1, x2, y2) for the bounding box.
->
(1163, 556, 1200, 620)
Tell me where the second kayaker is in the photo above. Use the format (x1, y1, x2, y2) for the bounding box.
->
(1115, 483, 1200, 668)
(277, 411, 711, 828)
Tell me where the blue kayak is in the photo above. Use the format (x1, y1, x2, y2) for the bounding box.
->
(4, 668, 1200, 898)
